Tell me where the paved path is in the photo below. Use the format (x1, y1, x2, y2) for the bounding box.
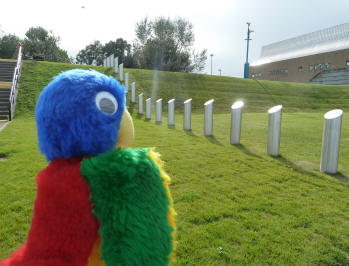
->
(0, 121, 9, 132)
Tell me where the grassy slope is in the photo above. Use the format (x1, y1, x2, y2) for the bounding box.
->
(126, 68, 349, 113)
(0, 61, 349, 264)
(16, 60, 349, 115)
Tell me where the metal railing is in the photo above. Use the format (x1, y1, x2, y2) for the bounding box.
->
(8, 43, 23, 121)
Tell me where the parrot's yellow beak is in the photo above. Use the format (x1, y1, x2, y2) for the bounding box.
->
(116, 109, 134, 148)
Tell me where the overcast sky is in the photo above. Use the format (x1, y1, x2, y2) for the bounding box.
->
(1, 0, 349, 77)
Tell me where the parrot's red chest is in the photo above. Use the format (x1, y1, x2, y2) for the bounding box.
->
(0, 158, 99, 266)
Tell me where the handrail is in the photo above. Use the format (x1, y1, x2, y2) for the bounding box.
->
(8, 43, 23, 121)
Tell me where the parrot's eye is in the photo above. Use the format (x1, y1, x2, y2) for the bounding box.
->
(95, 91, 118, 115)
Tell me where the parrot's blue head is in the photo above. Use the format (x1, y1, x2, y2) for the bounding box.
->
(35, 69, 126, 161)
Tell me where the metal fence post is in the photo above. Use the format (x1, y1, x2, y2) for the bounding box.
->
(230, 101, 244, 144)
(267, 105, 283, 156)
(168, 99, 175, 126)
(320, 109, 343, 174)
(204, 99, 214, 136)
(146, 98, 151, 120)
(138, 93, 143, 114)
(184, 99, 192, 130)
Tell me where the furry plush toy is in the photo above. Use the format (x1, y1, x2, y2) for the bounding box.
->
(0, 69, 175, 266)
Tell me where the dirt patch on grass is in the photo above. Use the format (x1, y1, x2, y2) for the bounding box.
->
(0, 154, 7, 161)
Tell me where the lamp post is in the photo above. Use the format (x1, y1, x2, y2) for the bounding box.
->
(210, 54, 214, 75)
(244, 22, 254, 79)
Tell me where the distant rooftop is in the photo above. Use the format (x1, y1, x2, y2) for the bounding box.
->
(251, 22, 349, 66)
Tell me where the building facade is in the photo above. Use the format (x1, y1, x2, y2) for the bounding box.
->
(250, 23, 349, 84)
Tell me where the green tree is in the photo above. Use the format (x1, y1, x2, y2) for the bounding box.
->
(76, 40, 104, 65)
(76, 38, 136, 67)
(103, 38, 135, 67)
(134, 17, 207, 72)
(0, 34, 20, 59)
(23, 26, 70, 63)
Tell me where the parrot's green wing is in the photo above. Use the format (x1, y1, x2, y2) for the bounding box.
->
(81, 148, 175, 266)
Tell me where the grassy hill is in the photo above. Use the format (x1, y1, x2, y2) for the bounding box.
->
(1, 61, 349, 265)
(16, 60, 349, 116)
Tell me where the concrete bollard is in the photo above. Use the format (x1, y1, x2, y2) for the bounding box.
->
(131, 82, 136, 103)
(107, 56, 111, 67)
(110, 54, 114, 67)
(119, 63, 123, 81)
(204, 99, 214, 136)
(156, 99, 162, 123)
(267, 105, 283, 156)
(230, 101, 244, 145)
(184, 99, 192, 130)
(320, 109, 343, 174)
(114, 57, 118, 73)
(145, 98, 151, 120)
(125, 72, 129, 92)
(138, 93, 143, 114)
(168, 99, 175, 126)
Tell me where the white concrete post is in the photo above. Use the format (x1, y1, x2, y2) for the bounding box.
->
(146, 98, 151, 120)
(131, 82, 136, 103)
(119, 63, 123, 81)
(156, 99, 162, 123)
(230, 101, 244, 145)
(125, 72, 129, 92)
(267, 105, 283, 156)
(168, 99, 175, 126)
(114, 57, 118, 73)
(320, 109, 343, 174)
(103, 58, 107, 67)
(110, 54, 114, 67)
(138, 93, 143, 114)
(204, 99, 214, 136)
(107, 56, 111, 67)
(183, 99, 192, 130)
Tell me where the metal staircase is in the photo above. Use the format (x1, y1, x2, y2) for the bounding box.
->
(0, 44, 23, 121)
(0, 61, 16, 120)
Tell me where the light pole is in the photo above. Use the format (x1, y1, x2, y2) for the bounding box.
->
(210, 54, 214, 75)
(218, 69, 222, 76)
(244, 22, 254, 79)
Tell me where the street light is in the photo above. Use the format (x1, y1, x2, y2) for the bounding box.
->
(244, 22, 254, 79)
(210, 54, 214, 75)
(218, 69, 222, 76)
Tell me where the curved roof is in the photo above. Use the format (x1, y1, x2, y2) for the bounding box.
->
(252, 22, 349, 66)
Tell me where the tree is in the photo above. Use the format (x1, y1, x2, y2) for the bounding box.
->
(103, 38, 135, 68)
(133, 17, 207, 72)
(76, 40, 104, 65)
(23, 26, 70, 63)
(0, 34, 20, 59)
(76, 38, 136, 67)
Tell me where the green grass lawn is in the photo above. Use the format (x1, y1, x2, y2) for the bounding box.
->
(1, 61, 349, 265)
(1, 113, 349, 265)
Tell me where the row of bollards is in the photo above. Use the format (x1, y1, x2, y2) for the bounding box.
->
(104, 55, 119, 75)
(106, 57, 343, 175)
(136, 94, 343, 174)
